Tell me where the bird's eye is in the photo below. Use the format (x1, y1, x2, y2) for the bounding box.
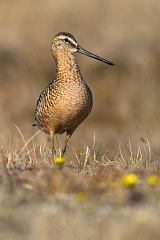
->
(64, 38, 69, 43)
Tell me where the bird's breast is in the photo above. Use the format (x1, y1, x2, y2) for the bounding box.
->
(55, 81, 93, 118)
(35, 79, 93, 134)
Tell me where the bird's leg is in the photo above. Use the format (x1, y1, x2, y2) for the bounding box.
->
(51, 132, 56, 156)
(61, 134, 70, 157)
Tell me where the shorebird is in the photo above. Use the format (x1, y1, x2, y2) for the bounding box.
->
(33, 32, 114, 157)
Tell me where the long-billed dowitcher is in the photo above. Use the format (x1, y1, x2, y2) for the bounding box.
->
(33, 32, 114, 157)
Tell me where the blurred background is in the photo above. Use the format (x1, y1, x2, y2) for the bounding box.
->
(0, 0, 160, 152)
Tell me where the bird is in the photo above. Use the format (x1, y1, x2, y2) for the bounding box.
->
(33, 32, 114, 157)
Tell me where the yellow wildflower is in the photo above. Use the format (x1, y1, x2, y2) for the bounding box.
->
(111, 181, 118, 188)
(147, 175, 158, 186)
(54, 156, 65, 166)
(75, 192, 88, 202)
(121, 174, 138, 187)
(135, 209, 148, 223)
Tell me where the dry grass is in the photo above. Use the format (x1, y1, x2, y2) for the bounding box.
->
(0, 130, 160, 239)
(1, 0, 160, 239)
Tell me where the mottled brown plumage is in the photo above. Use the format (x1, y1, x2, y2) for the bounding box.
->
(33, 32, 114, 156)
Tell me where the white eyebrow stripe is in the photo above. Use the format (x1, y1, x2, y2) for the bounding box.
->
(67, 37, 77, 46)
(58, 35, 77, 46)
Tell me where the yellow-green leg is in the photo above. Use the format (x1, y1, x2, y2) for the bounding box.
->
(51, 132, 56, 156)
(61, 134, 70, 157)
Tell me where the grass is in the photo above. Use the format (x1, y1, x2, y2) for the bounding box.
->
(0, 129, 160, 239)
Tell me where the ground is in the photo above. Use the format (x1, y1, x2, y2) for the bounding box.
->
(0, 134, 160, 240)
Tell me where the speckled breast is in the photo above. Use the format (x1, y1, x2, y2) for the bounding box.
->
(35, 79, 93, 135)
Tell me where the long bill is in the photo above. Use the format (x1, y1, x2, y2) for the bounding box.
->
(77, 46, 114, 66)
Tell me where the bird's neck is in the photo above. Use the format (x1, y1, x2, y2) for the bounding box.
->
(54, 51, 82, 83)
